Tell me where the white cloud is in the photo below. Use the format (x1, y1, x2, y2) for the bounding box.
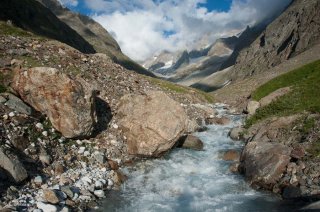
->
(58, 0, 78, 7)
(88, 0, 291, 61)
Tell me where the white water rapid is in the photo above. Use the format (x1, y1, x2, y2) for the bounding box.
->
(101, 104, 299, 212)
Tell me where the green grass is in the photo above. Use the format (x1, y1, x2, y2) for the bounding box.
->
(308, 140, 320, 158)
(18, 56, 42, 68)
(148, 77, 189, 94)
(147, 77, 214, 103)
(0, 21, 32, 37)
(246, 60, 320, 128)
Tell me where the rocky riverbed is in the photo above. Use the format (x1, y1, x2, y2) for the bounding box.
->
(0, 24, 218, 211)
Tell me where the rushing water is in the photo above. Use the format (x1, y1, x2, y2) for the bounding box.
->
(101, 104, 300, 212)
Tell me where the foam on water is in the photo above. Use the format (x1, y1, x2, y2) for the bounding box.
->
(101, 104, 297, 212)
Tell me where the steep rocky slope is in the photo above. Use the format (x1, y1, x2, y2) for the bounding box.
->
(36, 0, 153, 76)
(0, 0, 95, 54)
(230, 0, 320, 80)
(0, 0, 153, 77)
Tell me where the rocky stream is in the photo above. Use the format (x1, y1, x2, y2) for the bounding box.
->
(99, 104, 301, 212)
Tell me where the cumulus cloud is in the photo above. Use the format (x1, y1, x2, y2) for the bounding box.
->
(58, 0, 78, 7)
(88, 0, 291, 61)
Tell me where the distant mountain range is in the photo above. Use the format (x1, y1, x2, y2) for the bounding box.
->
(142, 24, 266, 91)
(143, 0, 320, 92)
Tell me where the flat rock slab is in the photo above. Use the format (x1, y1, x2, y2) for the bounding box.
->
(0, 148, 28, 183)
(259, 87, 291, 107)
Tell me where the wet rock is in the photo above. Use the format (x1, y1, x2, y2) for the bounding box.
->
(282, 186, 301, 199)
(301, 200, 320, 210)
(36, 202, 58, 212)
(179, 135, 204, 151)
(0, 148, 28, 183)
(246, 101, 260, 115)
(205, 117, 230, 125)
(11, 67, 97, 138)
(229, 127, 244, 141)
(3, 93, 32, 115)
(240, 142, 291, 188)
(222, 150, 240, 161)
(43, 189, 60, 204)
(229, 163, 240, 173)
(118, 91, 188, 157)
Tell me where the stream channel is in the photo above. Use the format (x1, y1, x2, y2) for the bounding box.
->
(101, 104, 301, 212)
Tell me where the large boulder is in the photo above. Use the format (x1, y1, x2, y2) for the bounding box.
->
(240, 141, 292, 189)
(11, 67, 96, 138)
(246, 100, 260, 115)
(117, 91, 188, 157)
(0, 148, 28, 183)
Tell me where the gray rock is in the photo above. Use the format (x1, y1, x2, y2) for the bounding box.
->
(0, 148, 28, 183)
(94, 152, 106, 164)
(4, 93, 32, 115)
(94, 180, 103, 189)
(0, 96, 7, 104)
(34, 176, 43, 185)
(179, 135, 204, 151)
(61, 207, 70, 212)
(61, 186, 74, 199)
(93, 190, 105, 198)
(229, 127, 244, 141)
(36, 202, 58, 212)
(246, 101, 260, 115)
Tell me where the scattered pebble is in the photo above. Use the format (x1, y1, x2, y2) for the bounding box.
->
(36, 123, 44, 130)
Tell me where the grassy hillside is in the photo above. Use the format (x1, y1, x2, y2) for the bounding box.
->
(246, 60, 320, 127)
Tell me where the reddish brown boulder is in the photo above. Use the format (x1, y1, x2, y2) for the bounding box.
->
(222, 150, 240, 161)
(12, 67, 96, 138)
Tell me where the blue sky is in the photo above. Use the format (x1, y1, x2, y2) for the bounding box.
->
(59, 0, 291, 61)
(65, 0, 233, 15)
